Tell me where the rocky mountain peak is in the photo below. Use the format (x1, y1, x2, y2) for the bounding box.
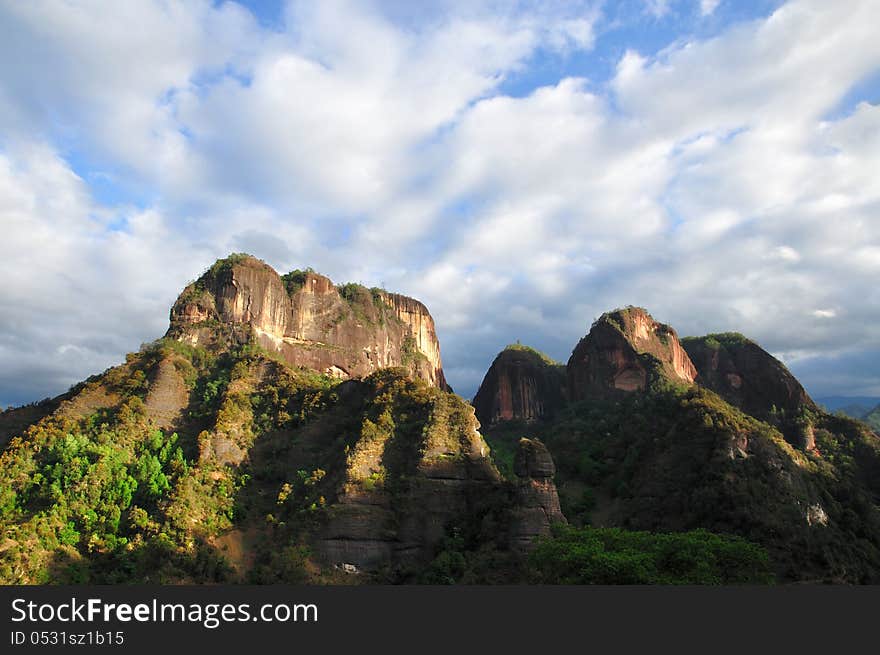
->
(681, 332, 818, 443)
(510, 438, 566, 549)
(567, 306, 697, 400)
(167, 254, 448, 389)
(472, 345, 566, 426)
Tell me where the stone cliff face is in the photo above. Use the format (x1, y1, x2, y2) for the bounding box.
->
(567, 307, 697, 401)
(315, 377, 504, 571)
(509, 438, 566, 549)
(472, 346, 566, 426)
(316, 385, 567, 570)
(682, 334, 818, 447)
(167, 255, 448, 389)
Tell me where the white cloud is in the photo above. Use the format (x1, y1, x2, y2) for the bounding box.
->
(0, 141, 198, 405)
(771, 246, 801, 262)
(0, 0, 879, 404)
(644, 0, 673, 18)
(700, 0, 720, 17)
(0, 0, 259, 193)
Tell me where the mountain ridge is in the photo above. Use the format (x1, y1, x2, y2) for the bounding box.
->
(475, 307, 880, 582)
(2, 255, 880, 584)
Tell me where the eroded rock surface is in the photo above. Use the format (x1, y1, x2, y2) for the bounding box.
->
(168, 255, 448, 389)
(682, 334, 816, 423)
(510, 438, 566, 549)
(472, 346, 565, 426)
(144, 357, 189, 430)
(567, 307, 696, 401)
(316, 379, 502, 570)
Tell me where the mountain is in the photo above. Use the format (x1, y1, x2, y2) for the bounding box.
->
(681, 333, 818, 449)
(472, 345, 566, 426)
(816, 396, 880, 414)
(168, 254, 448, 389)
(567, 307, 697, 399)
(3, 261, 878, 584)
(0, 255, 572, 584)
(477, 308, 880, 582)
(816, 397, 880, 434)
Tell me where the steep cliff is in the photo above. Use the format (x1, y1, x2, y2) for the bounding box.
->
(472, 345, 566, 426)
(314, 372, 503, 571)
(7, 280, 880, 584)
(682, 333, 816, 421)
(509, 438, 566, 549)
(567, 307, 696, 401)
(167, 254, 448, 389)
(477, 306, 880, 582)
(682, 333, 819, 448)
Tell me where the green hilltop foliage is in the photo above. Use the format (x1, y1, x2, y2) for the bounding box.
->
(280, 268, 313, 296)
(336, 282, 393, 327)
(681, 332, 752, 350)
(528, 524, 773, 585)
(206, 252, 259, 277)
(502, 343, 563, 367)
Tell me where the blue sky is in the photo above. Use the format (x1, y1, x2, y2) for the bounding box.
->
(1, 0, 879, 406)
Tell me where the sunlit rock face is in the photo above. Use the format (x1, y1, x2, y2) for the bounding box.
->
(567, 307, 697, 401)
(314, 378, 502, 571)
(167, 255, 448, 389)
(472, 346, 566, 426)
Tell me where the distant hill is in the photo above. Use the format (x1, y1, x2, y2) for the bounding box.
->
(816, 396, 880, 415)
(816, 397, 880, 433)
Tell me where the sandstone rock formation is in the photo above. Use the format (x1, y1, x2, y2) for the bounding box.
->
(316, 376, 503, 571)
(167, 255, 448, 389)
(567, 307, 696, 401)
(682, 333, 816, 421)
(682, 333, 818, 448)
(509, 438, 566, 549)
(472, 345, 566, 426)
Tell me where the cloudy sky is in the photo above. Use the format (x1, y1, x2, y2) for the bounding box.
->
(1, 0, 879, 406)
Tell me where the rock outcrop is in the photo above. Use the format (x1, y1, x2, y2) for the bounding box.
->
(472, 345, 566, 426)
(682, 333, 818, 448)
(682, 333, 815, 420)
(167, 255, 448, 389)
(315, 375, 502, 570)
(567, 307, 696, 401)
(509, 438, 566, 549)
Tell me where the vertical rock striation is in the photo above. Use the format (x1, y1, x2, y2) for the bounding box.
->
(567, 307, 696, 401)
(167, 255, 448, 389)
(509, 438, 566, 549)
(316, 377, 502, 571)
(472, 346, 566, 426)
